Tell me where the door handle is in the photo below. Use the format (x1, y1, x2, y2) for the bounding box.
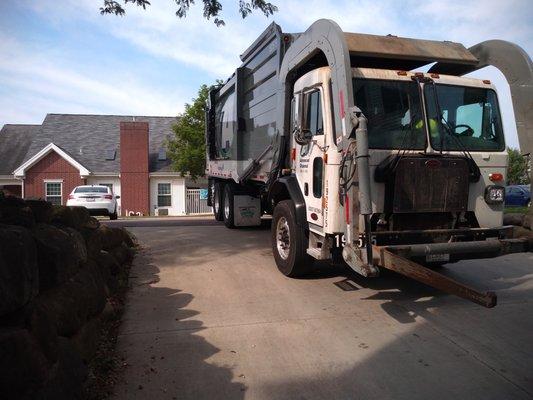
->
(304, 183, 309, 196)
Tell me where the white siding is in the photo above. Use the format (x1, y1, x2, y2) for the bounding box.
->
(150, 177, 186, 216)
(86, 177, 121, 215)
(0, 178, 21, 186)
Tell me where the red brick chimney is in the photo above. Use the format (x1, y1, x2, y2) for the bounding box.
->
(120, 121, 149, 216)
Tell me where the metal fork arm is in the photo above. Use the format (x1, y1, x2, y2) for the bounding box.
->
(377, 248, 497, 308)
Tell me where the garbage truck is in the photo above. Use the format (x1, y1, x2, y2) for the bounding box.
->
(205, 19, 533, 307)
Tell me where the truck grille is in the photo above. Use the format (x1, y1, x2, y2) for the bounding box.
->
(392, 156, 469, 213)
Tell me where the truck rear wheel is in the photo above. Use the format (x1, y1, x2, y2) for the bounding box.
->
(223, 184, 236, 228)
(271, 200, 313, 277)
(213, 182, 224, 221)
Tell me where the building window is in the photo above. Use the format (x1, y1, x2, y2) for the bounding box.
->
(45, 182, 62, 205)
(105, 149, 116, 160)
(99, 183, 113, 193)
(157, 183, 171, 207)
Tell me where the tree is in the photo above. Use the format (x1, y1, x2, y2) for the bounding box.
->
(167, 84, 211, 180)
(100, 0, 277, 26)
(507, 147, 530, 185)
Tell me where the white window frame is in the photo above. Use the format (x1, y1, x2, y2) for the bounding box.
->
(157, 183, 172, 207)
(44, 180, 63, 205)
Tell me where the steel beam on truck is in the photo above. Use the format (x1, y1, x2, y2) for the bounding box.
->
(375, 247, 497, 308)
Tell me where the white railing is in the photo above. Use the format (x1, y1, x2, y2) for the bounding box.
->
(186, 189, 211, 215)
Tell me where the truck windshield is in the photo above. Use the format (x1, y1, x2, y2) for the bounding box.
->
(353, 79, 425, 150)
(424, 84, 505, 152)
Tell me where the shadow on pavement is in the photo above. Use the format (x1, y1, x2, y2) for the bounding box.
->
(113, 249, 245, 399)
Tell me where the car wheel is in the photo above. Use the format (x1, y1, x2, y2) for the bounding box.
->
(223, 184, 235, 228)
(271, 200, 313, 277)
(213, 182, 224, 221)
(109, 208, 118, 220)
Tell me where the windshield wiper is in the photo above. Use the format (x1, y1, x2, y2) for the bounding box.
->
(429, 81, 481, 181)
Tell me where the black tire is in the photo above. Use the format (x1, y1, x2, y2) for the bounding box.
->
(213, 182, 224, 221)
(109, 208, 118, 220)
(271, 200, 313, 277)
(223, 184, 235, 228)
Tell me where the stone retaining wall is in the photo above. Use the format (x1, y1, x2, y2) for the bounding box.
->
(0, 194, 135, 399)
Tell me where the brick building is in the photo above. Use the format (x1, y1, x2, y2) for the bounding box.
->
(0, 114, 206, 216)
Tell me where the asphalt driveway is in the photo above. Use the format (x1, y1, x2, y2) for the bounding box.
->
(112, 217, 533, 400)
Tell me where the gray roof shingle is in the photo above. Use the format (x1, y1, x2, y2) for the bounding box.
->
(0, 124, 40, 175)
(21, 114, 178, 174)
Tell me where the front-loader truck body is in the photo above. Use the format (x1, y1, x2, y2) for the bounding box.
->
(206, 20, 533, 307)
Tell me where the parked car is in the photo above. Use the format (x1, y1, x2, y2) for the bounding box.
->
(66, 185, 120, 220)
(505, 185, 531, 207)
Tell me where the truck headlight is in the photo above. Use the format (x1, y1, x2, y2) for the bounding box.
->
(485, 185, 504, 205)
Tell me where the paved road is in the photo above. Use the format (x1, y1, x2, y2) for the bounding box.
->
(113, 218, 533, 400)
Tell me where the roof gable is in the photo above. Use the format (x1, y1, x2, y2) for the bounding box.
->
(14, 143, 90, 178)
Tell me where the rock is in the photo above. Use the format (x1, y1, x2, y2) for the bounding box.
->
(97, 224, 125, 251)
(0, 205, 35, 228)
(0, 224, 39, 316)
(80, 227, 103, 259)
(37, 261, 107, 337)
(51, 205, 90, 230)
(98, 250, 121, 276)
(26, 301, 59, 363)
(513, 226, 533, 239)
(84, 216, 100, 230)
(79, 260, 108, 318)
(95, 250, 121, 293)
(38, 337, 87, 400)
(61, 227, 88, 265)
(0, 327, 52, 398)
(37, 284, 86, 337)
(121, 228, 137, 248)
(50, 205, 75, 227)
(69, 206, 90, 227)
(0, 193, 26, 207)
(503, 213, 525, 227)
(70, 316, 102, 362)
(26, 200, 54, 224)
(110, 243, 134, 265)
(523, 213, 532, 230)
(32, 224, 84, 290)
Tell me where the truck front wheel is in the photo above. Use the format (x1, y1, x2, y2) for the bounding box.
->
(213, 182, 224, 221)
(271, 200, 313, 277)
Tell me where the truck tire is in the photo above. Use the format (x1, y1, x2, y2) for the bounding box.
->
(213, 182, 224, 221)
(271, 200, 313, 277)
(223, 184, 236, 228)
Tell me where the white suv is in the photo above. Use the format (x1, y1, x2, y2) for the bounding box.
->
(66, 185, 119, 220)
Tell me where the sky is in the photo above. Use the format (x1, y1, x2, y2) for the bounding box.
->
(0, 0, 531, 149)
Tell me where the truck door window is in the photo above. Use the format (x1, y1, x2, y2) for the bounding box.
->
(304, 90, 323, 136)
(313, 158, 323, 198)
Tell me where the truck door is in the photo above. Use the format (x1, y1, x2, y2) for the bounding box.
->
(294, 87, 326, 226)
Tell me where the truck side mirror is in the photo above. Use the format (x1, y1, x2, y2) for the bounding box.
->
(294, 126, 312, 145)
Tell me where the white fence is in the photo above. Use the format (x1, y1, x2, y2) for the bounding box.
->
(186, 189, 211, 215)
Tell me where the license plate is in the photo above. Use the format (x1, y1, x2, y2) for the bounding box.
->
(426, 253, 450, 262)
(86, 198, 95, 202)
